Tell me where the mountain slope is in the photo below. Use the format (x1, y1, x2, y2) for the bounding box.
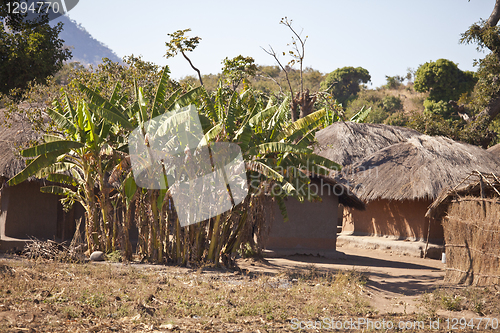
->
(51, 15, 121, 66)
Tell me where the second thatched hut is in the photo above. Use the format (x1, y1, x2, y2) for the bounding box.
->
(426, 171, 500, 285)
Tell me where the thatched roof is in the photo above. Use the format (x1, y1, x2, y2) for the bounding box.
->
(0, 109, 39, 182)
(426, 171, 500, 219)
(313, 122, 422, 166)
(487, 143, 500, 157)
(342, 135, 500, 202)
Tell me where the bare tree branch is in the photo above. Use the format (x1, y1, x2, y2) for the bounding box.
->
(280, 17, 307, 94)
(181, 50, 203, 86)
(262, 18, 316, 120)
(487, 0, 500, 27)
(261, 46, 294, 98)
(255, 73, 284, 96)
(261, 45, 299, 121)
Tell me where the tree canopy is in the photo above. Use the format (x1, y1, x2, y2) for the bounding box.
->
(320, 66, 371, 105)
(0, 7, 71, 97)
(221, 55, 257, 90)
(460, 0, 500, 121)
(414, 58, 476, 102)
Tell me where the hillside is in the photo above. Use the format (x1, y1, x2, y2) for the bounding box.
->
(51, 15, 121, 66)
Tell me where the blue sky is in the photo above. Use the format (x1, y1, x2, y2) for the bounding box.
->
(66, 0, 494, 87)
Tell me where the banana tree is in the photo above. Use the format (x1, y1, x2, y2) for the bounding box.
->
(8, 67, 341, 265)
(196, 86, 342, 262)
(8, 82, 135, 252)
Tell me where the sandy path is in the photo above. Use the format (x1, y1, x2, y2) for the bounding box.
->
(237, 248, 446, 315)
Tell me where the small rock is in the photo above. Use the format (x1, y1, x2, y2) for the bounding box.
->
(90, 251, 106, 261)
(160, 323, 177, 330)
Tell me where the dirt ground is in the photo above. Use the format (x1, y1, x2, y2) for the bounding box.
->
(239, 247, 446, 316)
(1, 246, 499, 332)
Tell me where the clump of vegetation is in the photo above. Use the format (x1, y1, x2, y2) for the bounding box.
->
(343, 82, 408, 124)
(439, 294, 463, 311)
(384, 111, 410, 127)
(106, 250, 123, 263)
(0, 7, 72, 98)
(420, 286, 499, 318)
(321, 66, 371, 105)
(6, 50, 340, 269)
(384, 75, 405, 90)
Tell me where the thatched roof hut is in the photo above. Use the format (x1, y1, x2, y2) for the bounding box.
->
(345, 135, 500, 202)
(265, 174, 365, 257)
(0, 110, 39, 182)
(315, 121, 500, 246)
(0, 110, 83, 251)
(487, 142, 500, 157)
(313, 121, 421, 166)
(310, 174, 365, 211)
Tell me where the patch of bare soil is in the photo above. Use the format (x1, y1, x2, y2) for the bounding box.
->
(238, 248, 446, 315)
(0, 248, 499, 332)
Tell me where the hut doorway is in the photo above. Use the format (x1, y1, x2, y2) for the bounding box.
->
(337, 204, 344, 234)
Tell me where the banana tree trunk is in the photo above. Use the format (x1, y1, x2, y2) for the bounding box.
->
(207, 214, 221, 263)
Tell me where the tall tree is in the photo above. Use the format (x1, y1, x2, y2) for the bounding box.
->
(0, 4, 72, 97)
(414, 59, 476, 102)
(461, 0, 500, 121)
(165, 29, 203, 86)
(320, 66, 371, 105)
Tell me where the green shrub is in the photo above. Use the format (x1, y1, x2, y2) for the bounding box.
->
(382, 95, 403, 113)
(345, 90, 383, 119)
(107, 250, 122, 263)
(423, 99, 455, 119)
(365, 108, 388, 124)
(321, 66, 371, 104)
(384, 75, 404, 89)
(346, 90, 403, 124)
(384, 111, 409, 127)
(441, 295, 463, 311)
(414, 59, 476, 102)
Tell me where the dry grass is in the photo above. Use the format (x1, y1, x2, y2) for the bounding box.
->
(420, 286, 500, 318)
(314, 121, 421, 167)
(0, 258, 372, 332)
(1, 257, 499, 332)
